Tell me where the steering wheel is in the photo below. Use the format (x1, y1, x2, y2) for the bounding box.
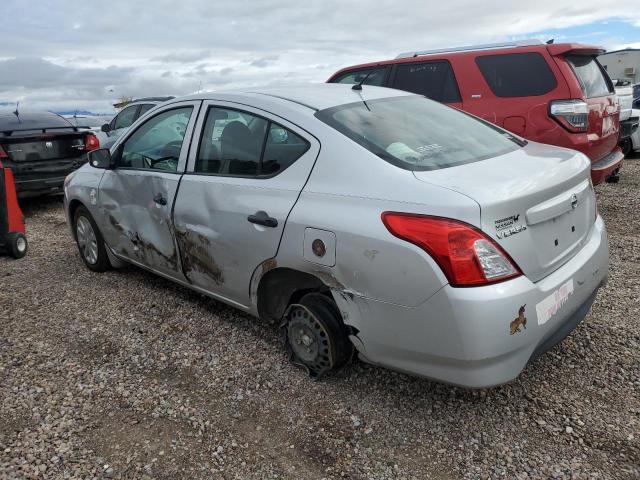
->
(160, 140, 183, 159)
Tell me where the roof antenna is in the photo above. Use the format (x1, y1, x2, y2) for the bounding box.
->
(352, 70, 373, 91)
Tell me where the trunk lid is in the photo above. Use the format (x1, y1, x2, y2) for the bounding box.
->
(1, 133, 88, 182)
(413, 142, 596, 282)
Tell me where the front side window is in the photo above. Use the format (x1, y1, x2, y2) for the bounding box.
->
(633, 84, 640, 109)
(113, 105, 138, 130)
(476, 52, 558, 97)
(195, 107, 309, 176)
(316, 95, 519, 171)
(565, 55, 613, 98)
(391, 61, 461, 103)
(332, 68, 388, 87)
(118, 107, 192, 172)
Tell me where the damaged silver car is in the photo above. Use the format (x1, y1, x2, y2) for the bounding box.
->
(64, 84, 609, 387)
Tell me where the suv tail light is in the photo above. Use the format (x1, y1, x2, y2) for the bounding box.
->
(0, 145, 7, 159)
(381, 212, 521, 287)
(84, 133, 100, 152)
(550, 100, 589, 132)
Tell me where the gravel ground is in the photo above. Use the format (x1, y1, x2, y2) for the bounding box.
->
(1, 159, 639, 480)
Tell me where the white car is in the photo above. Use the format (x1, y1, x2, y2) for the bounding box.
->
(630, 108, 640, 154)
(63, 84, 609, 387)
(95, 97, 174, 149)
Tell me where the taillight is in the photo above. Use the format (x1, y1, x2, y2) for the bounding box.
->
(0, 145, 7, 159)
(381, 212, 521, 287)
(550, 100, 589, 132)
(84, 133, 100, 152)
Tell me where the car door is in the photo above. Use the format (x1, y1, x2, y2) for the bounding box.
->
(98, 101, 200, 279)
(173, 101, 320, 307)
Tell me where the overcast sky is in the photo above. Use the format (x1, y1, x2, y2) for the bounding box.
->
(1, 0, 639, 113)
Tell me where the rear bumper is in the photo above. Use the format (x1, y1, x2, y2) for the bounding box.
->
(15, 176, 66, 198)
(590, 148, 624, 185)
(336, 216, 609, 388)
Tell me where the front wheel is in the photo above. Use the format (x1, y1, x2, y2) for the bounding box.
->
(284, 293, 353, 378)
(74, 206, 110, 272)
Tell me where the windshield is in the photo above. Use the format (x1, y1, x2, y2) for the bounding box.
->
(315, 95, 519, 171)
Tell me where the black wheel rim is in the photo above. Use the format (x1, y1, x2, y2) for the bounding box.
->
(287, 305, 332, 374)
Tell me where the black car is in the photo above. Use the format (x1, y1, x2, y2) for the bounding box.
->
(0, 110, 100, 197)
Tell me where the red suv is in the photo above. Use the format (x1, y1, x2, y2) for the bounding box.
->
(328, 40, 623, 184)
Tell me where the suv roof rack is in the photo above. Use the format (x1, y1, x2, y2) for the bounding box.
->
(396, 39, 546, 59)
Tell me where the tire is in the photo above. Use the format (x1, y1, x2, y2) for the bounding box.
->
(620, 138, 632, 157)
(73, 205, 110, 272)
(7, 232, 27, 259)
(285, 292, 353, 378)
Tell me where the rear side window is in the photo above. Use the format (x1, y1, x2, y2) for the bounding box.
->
(195, 107, 309, 177)
(391, 61, 461, 103)
(565, 55, 612, 98)
(332, 67, 388, 87)
(476, 53, 557, 97)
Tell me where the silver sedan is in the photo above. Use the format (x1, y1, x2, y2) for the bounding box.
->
(63, 84, 608, 387)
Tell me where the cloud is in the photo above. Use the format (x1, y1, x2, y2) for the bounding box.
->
(249, 55, 279, 68)
(151, 50, 211, 63)
(1, 0, 639, 112)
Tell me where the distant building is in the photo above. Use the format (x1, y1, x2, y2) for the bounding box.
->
(599, 49, 640, 84)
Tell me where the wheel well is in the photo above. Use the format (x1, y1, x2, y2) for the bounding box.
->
(257, 268, 330, 322)
(67, 199, 84, 224)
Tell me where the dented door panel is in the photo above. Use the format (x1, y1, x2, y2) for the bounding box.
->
(97, 100, 201, 279)
(99, 170, 184, 279)
(173, 100, 321, 306)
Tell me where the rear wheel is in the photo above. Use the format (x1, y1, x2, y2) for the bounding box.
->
(284, 293, 353, 378)
(7, 233, 27, 259)
(620, 138, 632, 157)
(74, 206, 110, 272)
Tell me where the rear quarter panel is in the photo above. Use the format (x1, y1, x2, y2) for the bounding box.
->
(276, 124, 481, 308)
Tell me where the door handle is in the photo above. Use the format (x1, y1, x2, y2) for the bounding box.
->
(247, 211, 278, 228)
(153, 193, 167, 206)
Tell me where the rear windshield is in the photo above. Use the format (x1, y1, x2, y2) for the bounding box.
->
(475, 52, 557, 97)
(316, 95, 519, 171)
(566, 55, 612, 98)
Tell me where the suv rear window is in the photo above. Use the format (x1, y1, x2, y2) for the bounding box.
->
(565, 55, 612, 98)
(476, 52, 557, 97)
(391, 61, 461, 103)
(332, 68, 388, 87)
(316, 95, 519, 171)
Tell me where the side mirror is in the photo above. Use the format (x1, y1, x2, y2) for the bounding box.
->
(88, 148, 113, 169)
(101, 123, 112, 133)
